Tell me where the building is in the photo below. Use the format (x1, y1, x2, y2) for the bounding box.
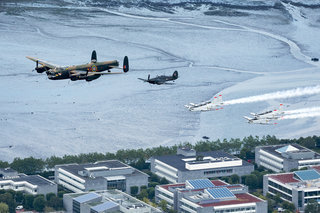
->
(263, 167, 320, 211)
(0, 168, 18, 178)
(155, 178, 267, 213)
(150, 147, 254, 183)
(55, 160, 148, 194)
(255, 144, 320, 172)
(0, 168, 57, 195)
(63, 189, 162, 213)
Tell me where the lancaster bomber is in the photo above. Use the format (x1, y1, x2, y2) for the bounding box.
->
(27, 50, 129, 81)
(138, 71, 178, 85)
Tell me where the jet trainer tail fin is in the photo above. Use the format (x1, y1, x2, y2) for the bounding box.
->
(243, 116, 252, 121)
(212, 94, 223, 104)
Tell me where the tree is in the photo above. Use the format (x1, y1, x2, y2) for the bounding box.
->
(130, 186, 139, 195)
(0, 192, 16, 213)
(33, 196, 46, 212)
(159, 177, 169, 184)
(11, 157, 45, 174)
(159, 200, 168, 212)
(0, 202, 9, 213)
(305, 199, 320, 213)
(47, 196, 63, 210)
(46, 193, 56, 202)
(230, 174, 240, 184)
(245, 174, 258, 190)
(137, 189, 148, 200)
(282, 201, 295, 212)
(23, 194, 35, 210)
(15, 191, 24, 204)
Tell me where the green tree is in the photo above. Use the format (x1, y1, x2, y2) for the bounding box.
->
(47, 196, 63, 210)
(137, 189, 148, 200)
(282, 201, 295, 212)
(33, 196, 46, 212)
(245, 174, 258, 190)
(11, 157, 45, 174)
(130, 186, 139, 195)
(159, 177, 169, 184)
(23, 194, 35, 210)
(305, 199, 320, 213)
(0, 202, 9, 213)
(46, 193, 56, 201)
(14, 191, 24, 204)
(0, 192, 16, 213)
(230, 174, 240, 184)
(147, 187, 155, 200)
(159, 200, 168, 212)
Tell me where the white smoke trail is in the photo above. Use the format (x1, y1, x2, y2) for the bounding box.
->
(282, 111, 320, 120)
(224, 85, 320, 105)
(285, 107, 320, 115)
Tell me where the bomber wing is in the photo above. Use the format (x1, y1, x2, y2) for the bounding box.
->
(26, 56, 60, 69)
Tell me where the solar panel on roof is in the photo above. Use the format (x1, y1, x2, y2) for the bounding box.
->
(294, 169, 320, 181)
(187, 179, 215, 189)
(206, 187, 236, 200)
(91, 201, 119, 212)
(74, 193, 101, 203)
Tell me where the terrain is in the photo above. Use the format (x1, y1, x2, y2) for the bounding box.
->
(1, 0, 320, 161)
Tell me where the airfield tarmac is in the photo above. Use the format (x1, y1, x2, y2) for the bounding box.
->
(0, 1, 320, 161)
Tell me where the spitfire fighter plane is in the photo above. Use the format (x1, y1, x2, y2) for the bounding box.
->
(138, 71, 178, 85)
(185, 95, 224, 112)
(27, 50, 129, 81)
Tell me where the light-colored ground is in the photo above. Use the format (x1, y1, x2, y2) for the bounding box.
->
(0, 1, 320, 161)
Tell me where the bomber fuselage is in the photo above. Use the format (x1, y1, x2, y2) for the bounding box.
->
(47, 60, 119, 80)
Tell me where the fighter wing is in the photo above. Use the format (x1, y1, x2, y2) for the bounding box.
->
(138, 78, 148, 82)
(26, 56, 60, 68)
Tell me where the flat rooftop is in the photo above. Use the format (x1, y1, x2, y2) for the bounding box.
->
(268, 167, 320, 186)
(56, 160, 147, 180)
(154, 150, 252, 171)
(160, 179, 227, 191)
(159, 179, 264, 208)
(0, 174, 55, 186)
(199, 193, 263, 207)
(259, 144, 320, 159)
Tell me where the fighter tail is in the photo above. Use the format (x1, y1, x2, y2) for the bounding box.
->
(123, 56, 129, 72)
(172, 71, 178, 80)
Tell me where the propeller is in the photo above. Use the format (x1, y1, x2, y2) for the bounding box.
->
(148, 74, 150, 81)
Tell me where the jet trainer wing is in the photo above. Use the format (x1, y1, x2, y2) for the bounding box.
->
(26, 56, 60, 68)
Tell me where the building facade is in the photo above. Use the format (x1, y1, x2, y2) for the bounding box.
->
(63, 190, 162, 213)
(151, 148, 254, 183)
(255, 144, 320, 172)
(0, 168, 57, 195)
(155, 179, 267, 213)
(55, 160, 148, 194)
(263, 167, 320, 211)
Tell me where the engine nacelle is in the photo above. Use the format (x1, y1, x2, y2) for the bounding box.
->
(35, 66, 48, 73)
(86, 75, 101, 82)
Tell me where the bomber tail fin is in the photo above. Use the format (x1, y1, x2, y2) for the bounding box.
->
(91, 50, 97, 63)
